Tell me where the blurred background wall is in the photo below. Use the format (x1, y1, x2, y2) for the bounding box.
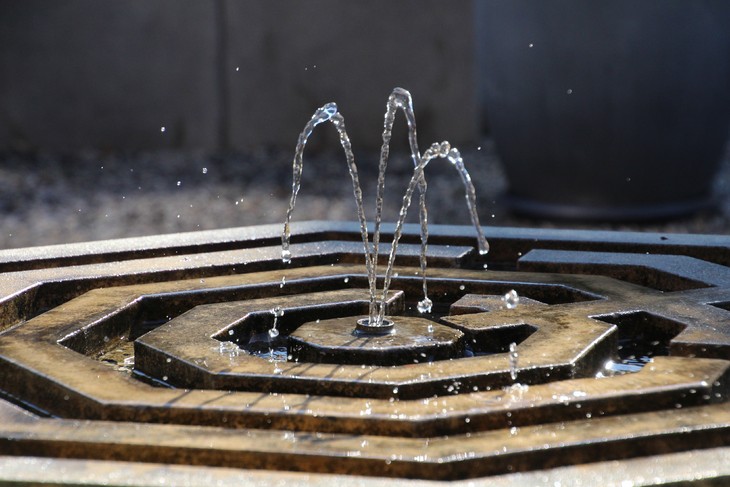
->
(0, 0, 477, 153)
(1, 0, 729, 251)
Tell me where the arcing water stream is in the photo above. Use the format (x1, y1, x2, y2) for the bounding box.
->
(281, 88, 489, 333)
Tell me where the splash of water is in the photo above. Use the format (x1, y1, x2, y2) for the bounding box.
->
(281, 88, 489, 331)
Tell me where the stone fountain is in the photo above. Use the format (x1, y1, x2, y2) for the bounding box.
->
(0, 89, 728, 485)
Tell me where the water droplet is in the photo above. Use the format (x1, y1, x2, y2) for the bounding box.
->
(343, 277, 350, 283)
(268, 328, 280, 338)
(509, 342, 519, 381)
(280, 276, 286, 288)
(417, 297, 433, 314)
(502, 290, 519, 309)
(165, 358, 172, 363)
(566, 88, 573, 94)
(459, 285, 466, 291)
(160, 126, 166, 132)
(392, 387, 399, 394)
(202, 167, 208, 174)
(162, 376, 168, 381)
(176, 181, 181, 187)
(528, 43, 534, 48)
(235, 66, 240, 71)
(321, 102, 338, 118)
(281, 249, 292, 264)
(271, 306, 284, 318)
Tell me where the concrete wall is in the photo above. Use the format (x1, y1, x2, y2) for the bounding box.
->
(0, 0, 477, 152)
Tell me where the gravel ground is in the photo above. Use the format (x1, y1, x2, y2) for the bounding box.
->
(1, 138, 730, 250)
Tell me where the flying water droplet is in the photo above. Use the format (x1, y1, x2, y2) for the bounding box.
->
(268, 306, 284, 339)
(280, 276, 286, 288)
(509, 342, 519, 381)
(503, 290, 519, 309)
(417, 297, 433, 314)
(281, 249, 291, 264)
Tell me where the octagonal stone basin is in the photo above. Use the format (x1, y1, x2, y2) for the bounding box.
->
(0, 221, 728, 485)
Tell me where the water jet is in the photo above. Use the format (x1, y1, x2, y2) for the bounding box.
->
(282, 88, 488, 335)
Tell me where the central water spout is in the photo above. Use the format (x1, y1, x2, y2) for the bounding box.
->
(281, 88, 489, 335)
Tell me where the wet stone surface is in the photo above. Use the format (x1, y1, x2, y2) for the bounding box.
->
(0, 223, 729, 484)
